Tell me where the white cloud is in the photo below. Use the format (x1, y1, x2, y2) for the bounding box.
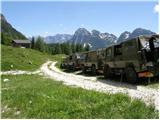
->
(154, 4, 159, 13)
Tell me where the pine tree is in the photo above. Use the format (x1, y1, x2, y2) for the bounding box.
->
(31, 37, 35, 49)
(71, 43, 76, 53)
(35, 36, 45, 52)
(64, 42, 72, 55)
(58, 43, 62, 54)
(85, 44, 90, 51)
(79, 44, 83, 52)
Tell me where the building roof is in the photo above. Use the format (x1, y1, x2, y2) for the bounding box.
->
(12, 40, 31, 44)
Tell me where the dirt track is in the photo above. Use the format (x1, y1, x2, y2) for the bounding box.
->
(40, 61, 159, 110)
(1, 61, 159, 110)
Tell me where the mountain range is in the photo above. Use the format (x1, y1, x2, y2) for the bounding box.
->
(70, 28, 117, 49)
(117, 28, 155, 43)
(1, 14, 156, 49)
(44, 27, 156, 49)
(44, 34, 73, 44)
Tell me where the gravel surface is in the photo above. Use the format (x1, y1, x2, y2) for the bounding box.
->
(41, 61, 159, 110)
(1, 61, 159, 110)
(0, 70, 40, 75)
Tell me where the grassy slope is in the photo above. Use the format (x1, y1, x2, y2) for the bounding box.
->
(1, 45, 65, 71)
(1, 75, 158, 119)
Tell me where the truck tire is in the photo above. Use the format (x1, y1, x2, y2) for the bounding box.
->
(103, 65, 111, 78)
(66, 65, 69, 70)
(82, 65, 86, 74)
(72, 63, 76, 71)
(91, 65, 96, 75)
(60, 63, 63, 69)
(125, 67, 137, 84)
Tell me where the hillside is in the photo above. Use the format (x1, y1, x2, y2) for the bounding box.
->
(1, 45, 64, 71)
(1, 14, 27, 45)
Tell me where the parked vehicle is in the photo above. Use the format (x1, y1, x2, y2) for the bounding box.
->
(60, 57, 70, 69)
(103, 34, 159, 83)
(80, 48, 106, 75)
(63, 53, 82, 70)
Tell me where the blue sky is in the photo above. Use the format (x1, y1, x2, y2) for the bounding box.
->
(1, 1, 159, 37)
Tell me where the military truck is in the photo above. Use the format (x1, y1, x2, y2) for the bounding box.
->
(80, 48, 106, 75)
(103, 34, 159, 83)
(60, 56, 70, 69)
(65, 53, 82, 70)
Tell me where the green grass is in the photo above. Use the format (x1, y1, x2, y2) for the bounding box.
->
(1, 74, 158, 119)
(1, 45, 65, 71)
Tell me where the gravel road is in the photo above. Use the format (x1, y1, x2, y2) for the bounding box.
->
(41, 61, 159, 110)
(1, 61, 159, 110)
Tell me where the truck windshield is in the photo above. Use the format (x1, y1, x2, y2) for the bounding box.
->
(139, 35, 159, 62)
(79, 54, 86, 60)
(140, 36, 159, 51)
(75, 54, 81, 59)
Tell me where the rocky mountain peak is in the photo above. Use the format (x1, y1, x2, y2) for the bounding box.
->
(75, 28, 91, 35)
(129, 28, 155, 39)
(91, 30, 100, 37)
(117, 28, 156, 43)
(117, 31, 131, 43)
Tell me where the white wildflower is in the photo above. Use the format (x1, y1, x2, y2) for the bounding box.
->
(29, 100, 32, 104)
(3, 78, 9, 82)
(15, 111, 20, 115)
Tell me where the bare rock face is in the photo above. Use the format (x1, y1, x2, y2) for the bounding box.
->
(129, 28, 155, 39)
(117, 31, 131, 43)
(44, 34, 73, 44)
(44, 27, 156, 50)
(117, 28, 156, 43)
(71, 28, 117, 49)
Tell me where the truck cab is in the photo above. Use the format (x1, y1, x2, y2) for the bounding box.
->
(67, 53, 82, 70)
(103, 34, 159, 83)
(80, 48, 105, 75)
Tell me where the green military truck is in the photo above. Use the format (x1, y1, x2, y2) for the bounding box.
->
(60, 56, 70, 69)
(103, 34, 159, 83)
(64, 53, 82, 70)
(80, 48, 106, 75)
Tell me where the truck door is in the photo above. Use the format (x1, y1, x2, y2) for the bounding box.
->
(97, 49, 105, 69)
(113, 44, 123, 68)
(105, 47, 113, 67)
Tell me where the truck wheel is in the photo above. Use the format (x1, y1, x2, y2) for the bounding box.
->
(66, 65, 69, 70)
(103, 65, 111, 78)
(91, 65, 96, 75)
(72, 64, 75, 71)
(82, 65, 86, 74)
(72, 66, 75, 71)
(125, 67, 137, 83)
(60, 63, 63, 69)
